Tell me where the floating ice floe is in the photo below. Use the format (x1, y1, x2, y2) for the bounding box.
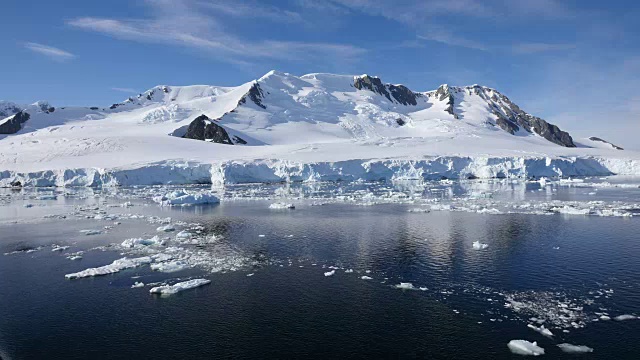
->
(131, 281, 145, 288)
(472, 241, 489, 250)
(121, 236, 165, 249)
(80, 229, 102, 236)
(176, 230, 192, 239)
(65, 256, 152, 279)
(527, 324, 553, 338)
(149, 278, 211, 295)
(152, 190, 219, 206)
(507, 340, 545, 356)
(408, 208, 430, 213)
(613, 314, 637, 321)
(51, 245, 70, 252)
(361, 276, 373, 280)
(269, 202, 295, 209)
(150, 260, 189, 273)
(557, 343, 593, 354)
(324, 270, 335, 277)
(395, 282, 416, 290)
(156, 224, 176, 232)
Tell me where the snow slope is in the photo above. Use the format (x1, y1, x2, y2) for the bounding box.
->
(0, 70, 638, 186)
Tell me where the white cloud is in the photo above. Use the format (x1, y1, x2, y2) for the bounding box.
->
(513, 43, 576, 54)
(24, 42, 75, 61)
(67, 0, 365, 64)
(111, 87, 138, 93)
(418, 32, 488, 51)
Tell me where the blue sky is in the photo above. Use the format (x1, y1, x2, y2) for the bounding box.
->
(1, 0, 639, 147)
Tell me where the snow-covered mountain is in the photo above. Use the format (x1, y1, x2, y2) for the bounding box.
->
(0, 70, 638, 186)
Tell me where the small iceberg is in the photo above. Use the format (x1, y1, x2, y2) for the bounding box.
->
(149, 279, 211, 295)
(131, 281, 145, 288)
(153, 190, 219, 206)
(507, 340, 545, 356)
(472, 241, 489, 250)
(324, 270, 335, 277)
(80, 229, 102, 236)
(121, 236, 164, 249)
(361, 276, 373, 280)
(527, 324, 553, 338)
(156, 224, 175, 232)
(557, 343, 593, 353)
(614, 314, 637, 321)
(65, 256, 152, 279)
(150, 260, 189, 273)
(395, 282, 415, 290)
(269, 202, 295, 209)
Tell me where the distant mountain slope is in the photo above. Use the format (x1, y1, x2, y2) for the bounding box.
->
(0, 70, 636, 186)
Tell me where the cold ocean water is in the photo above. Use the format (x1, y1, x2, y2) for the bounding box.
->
(1, 177, 640, 359)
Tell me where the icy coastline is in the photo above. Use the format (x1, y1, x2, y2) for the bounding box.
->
(1, 155, 639, 187)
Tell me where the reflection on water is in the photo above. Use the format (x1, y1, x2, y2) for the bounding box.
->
(1, 178, 640, 358)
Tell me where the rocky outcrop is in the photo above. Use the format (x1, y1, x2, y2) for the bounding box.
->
(589, 137, 623, 150)
(354, 75, 419, 106)
(354, 75, 392, 101)
(527, 115, 575, 147)
(182, 115, 234, 145)
(237, 83, 266, 109)
(0, 111, 30, 134)
(433, 85, 457, 118)
(388, 84, 418, 106)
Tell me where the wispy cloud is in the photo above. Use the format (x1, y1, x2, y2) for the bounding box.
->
(67, 0, 365, 64)
(512, 42, 576, 54)
(200, 1, 303, 23)
(24, 42, 75, 61)
(418, 32, 488, 51)
(111, 87, 138, 93)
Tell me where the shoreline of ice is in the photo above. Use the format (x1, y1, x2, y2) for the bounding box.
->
(1, 155, 639, 187)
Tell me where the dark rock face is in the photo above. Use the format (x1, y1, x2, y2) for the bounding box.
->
(354, 75, 392, 101)
(354, 75, 419, 106)
(183, 114, 234, 145)
(434, 85, 457, 118)
(388, 84, 417, 106)
(527, 116, 575, 147)
(495, 115, 519, 134)
(238, 83, 266, 109)
(589, 137, 624, 150)
(441, 85, 577, 147)
(0, 111, 30, 134)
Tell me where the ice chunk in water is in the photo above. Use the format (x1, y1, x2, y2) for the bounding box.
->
(527, 324, 553, 337)
(324, 270, 335, 277)
(614, 314, 637, 321)
(156, 224, 175, 232)
(557, 343, 593, 353)
(65, 256, 152, 279)
(121, 236, 164, 248)
(395, 282, 416, 290)
(472, 241, 489, 250)
(80, 229, 102, 236)
(269, 203, 295, 209)
(507, 340, 545, 356)
(153, 190, 219, 206)
(131, 281, 145, 288)
(150, 260, 189, 273)
(361, 276, 373, 280)
(149, 279, 211, 295)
